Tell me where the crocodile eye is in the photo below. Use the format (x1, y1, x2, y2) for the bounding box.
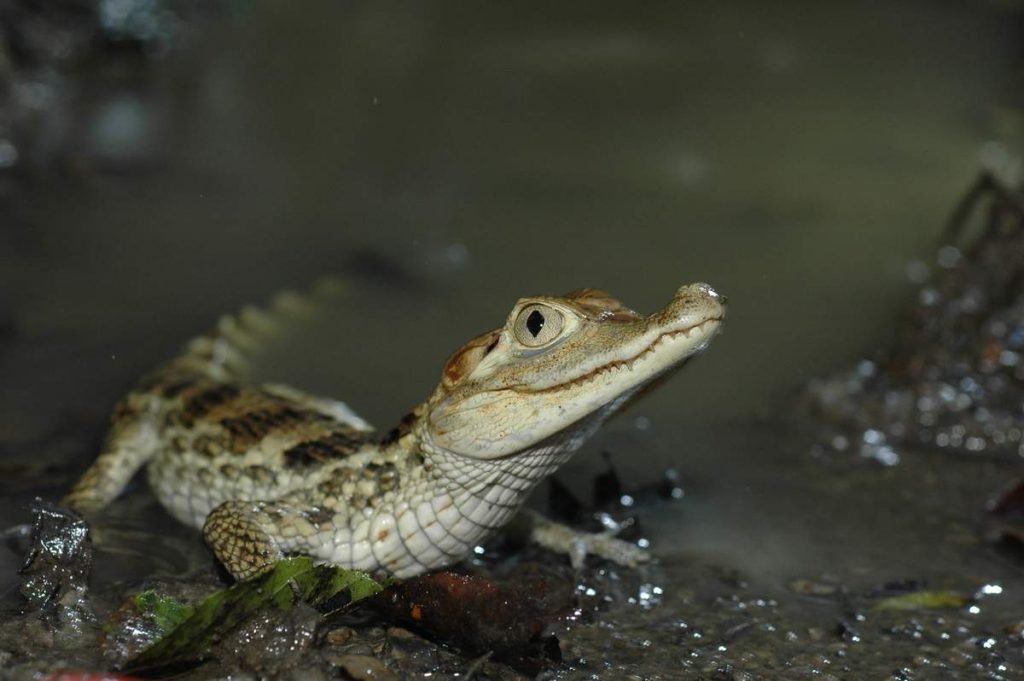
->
(513, 304, 564, 347)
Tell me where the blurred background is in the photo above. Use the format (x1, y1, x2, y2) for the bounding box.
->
(2, 0, 1023, 606)
(3, 2, 1024, 676)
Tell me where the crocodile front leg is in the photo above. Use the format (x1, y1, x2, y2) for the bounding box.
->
(202, 499, 330, 580)
(203, 501, 286, 580)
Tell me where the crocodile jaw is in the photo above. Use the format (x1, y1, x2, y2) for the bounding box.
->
(423, 283, 725, 460)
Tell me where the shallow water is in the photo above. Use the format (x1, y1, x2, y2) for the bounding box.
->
(3, 1, 1024, 678)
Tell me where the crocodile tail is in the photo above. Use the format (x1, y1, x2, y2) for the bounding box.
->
(64, 278, 349, 516)
(167, 277, 347, 382)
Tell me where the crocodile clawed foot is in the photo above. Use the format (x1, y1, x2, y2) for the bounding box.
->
(566, 528, 651, 570)
(522, 510, 651, 570)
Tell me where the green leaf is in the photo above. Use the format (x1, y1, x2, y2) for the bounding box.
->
(133, 590, 195, 635)
(871, 590, 971, 611)
(122, 557, 384, 673)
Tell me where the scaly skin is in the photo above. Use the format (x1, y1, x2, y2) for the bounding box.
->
(64, 284, 725, 579)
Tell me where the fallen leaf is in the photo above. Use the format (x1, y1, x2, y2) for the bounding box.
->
(122, 557, 383, 674)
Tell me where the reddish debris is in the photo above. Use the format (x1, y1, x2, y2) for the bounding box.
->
(367, 568, 574, 675)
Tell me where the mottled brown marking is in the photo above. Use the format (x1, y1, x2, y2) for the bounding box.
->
(246, 465, 276, 486)
(111, 397, 140, 423)
(441, 330, 500, 388)
(356, 462, 401, 493)
(565, 288, 640, 322)
(182, 384, 243, 426)
(377, 467, 399, 492)
(220, 406, 318, 453)
(377, 529, 390, 541)
(162, 410, 186, 429)
(318, 468, 356, 494)
(282, 430, 365, 468)
(305, 507, 333, 525)
(160, 377, 197, 398)
(193, 434, 223, 458)
(380, 405, 423, 445)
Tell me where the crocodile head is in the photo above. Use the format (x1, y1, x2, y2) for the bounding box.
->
(422, 283, 725, 460)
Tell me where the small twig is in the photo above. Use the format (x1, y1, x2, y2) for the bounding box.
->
(463, 650, 494, 680)
(943, 171, 1024, 251)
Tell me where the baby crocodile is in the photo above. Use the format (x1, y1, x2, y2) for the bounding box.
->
(65, 284, 725, 579)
